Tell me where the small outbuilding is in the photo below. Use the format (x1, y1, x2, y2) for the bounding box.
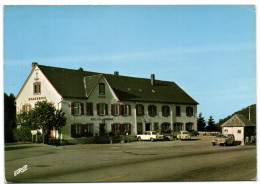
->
(221, 114, 256, 144)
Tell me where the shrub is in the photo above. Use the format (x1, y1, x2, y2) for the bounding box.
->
(13, 127, 32, 142)
(189, 130, 199, 136)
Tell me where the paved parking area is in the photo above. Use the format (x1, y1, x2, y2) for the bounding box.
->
(5, 136, 256, 182)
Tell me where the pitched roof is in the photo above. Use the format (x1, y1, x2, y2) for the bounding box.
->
(221, 114, 256, 127)
(38, 64, 198, 104)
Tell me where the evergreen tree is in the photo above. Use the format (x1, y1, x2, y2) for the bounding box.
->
(206, 115, 216, 131)
(4, 93, 16, 142)
(197, 112, 206, 131)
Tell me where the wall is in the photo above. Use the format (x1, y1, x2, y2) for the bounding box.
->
(222, 127, 244, 141)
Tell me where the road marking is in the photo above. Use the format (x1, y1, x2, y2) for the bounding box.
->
(93, 175, 123, 182)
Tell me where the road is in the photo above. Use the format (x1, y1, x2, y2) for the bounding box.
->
(5, 137, 256, 182)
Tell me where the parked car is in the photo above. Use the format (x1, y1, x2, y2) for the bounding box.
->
(211, 134, 235, 146)
(176, 131, 191, 140)
(137, 131, 164, 141)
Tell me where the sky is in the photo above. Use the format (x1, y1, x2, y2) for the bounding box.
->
(3, 5, 256, 122)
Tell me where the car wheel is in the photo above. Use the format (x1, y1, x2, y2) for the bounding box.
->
(150, 138, 154, 142)
(212, 143, 216, 146)
(137, 137, 141, 141)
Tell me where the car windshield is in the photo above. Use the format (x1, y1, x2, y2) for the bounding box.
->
(152, 132, 157, 135)
(216, 134, 227, 138)
(182, 132, 188, 134)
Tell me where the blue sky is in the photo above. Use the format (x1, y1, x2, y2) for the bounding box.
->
(4, 5, 256, 122)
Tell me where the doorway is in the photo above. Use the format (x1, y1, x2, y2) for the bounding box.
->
(99, 124, 106, 136)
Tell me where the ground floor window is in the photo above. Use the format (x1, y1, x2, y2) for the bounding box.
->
(161, 122, 171, 133)
(86, 124, 94, 137)
(186, 123, 194, 131)
(111, 123, 131, 135)
(145, 123, 151, 131)
(153, 122, 159, 131)
(173, 123, 183, 132)
(137, 123, 143, 134)
(71, 124, 82, 137)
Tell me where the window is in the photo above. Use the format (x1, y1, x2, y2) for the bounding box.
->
(97, 103, 108, 116)
(186, 123, 194, 131)
(111, 104, 119, 115)
(173, 123, 183, 132)
(86, 103, 93, 116)
(161, 122, 171, 133)
(136, 104, 144, 116)
(137, 123, 143, 134)
(99, 83, 105, 95)
(86, 124, 94, 137)
(123, 105, 129, 116)
(22, 104, 31, 113)
(186, 106, 193, 117)
(111, 123, 131, 135)
(148, 105, 157, 117)
(71, 102, 84, 115)
(71, 124, 82, 137)
(224, 129, 228, 133)
(176, 106, 181, 117)
(33, 82, 41, 94)
(237, 130, 241, 134)
(162, 106, 170, 117)
(153, 122, 159, 131)
(111, 123, 120, 135)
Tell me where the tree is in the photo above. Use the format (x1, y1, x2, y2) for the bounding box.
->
(4, 93, 16, 142)
(206, 115, 217, 131)
(52, 109, 67, 143)
(27, 101, 66, 144)
(197, 112, 206, 131)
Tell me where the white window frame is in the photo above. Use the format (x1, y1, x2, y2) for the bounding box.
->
(123, 105, 129, 116)
(113, 104, 119, 115)
(137, 105, 143, 115)
(74, 102, 81, 115)
(99, 103, 106, 116)
(75, 124, 81, 136)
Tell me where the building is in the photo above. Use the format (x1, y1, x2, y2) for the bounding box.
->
(221, 114, 256, 143)
(15, 62, 198, 142)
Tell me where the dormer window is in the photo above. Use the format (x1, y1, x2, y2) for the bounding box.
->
(99, 83, 105, 95)
(33, 82, 41, 94)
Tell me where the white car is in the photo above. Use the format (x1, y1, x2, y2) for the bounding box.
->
(137, 131, 164, 141)
(176, 131, 191, 140)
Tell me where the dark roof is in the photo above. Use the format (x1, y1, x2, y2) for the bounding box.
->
(221, 114, 256, 127)
(38, 64, 198, 104)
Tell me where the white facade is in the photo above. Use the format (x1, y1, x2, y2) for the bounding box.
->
(222, 127, 244, 141)
(15, 64, 198, 141)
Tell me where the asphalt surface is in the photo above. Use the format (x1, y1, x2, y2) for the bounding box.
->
(5, 136, 256, 182)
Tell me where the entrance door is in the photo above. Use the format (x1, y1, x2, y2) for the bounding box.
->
(145, 123, 151, 131)
(99, 124, 105, 136)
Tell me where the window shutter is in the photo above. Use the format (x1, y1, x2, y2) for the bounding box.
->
(119, 124, 123, 135)
(162, 106, 164, 116)
(128, 105, 131, 115)
(71, 124, 76, 137)
(111, 124, 115, 133)
(29, 105, 31, 111)
(111, 104, 114, 115)
(97, 104, 100, 115)
(142, 105, 144, 115)
(191, 107, 193, 116)
(71, 103, 74, 115)
(119, 105, 123, 115)
(186, 107, 188, 116)
(167, 107, 170, 116)
(90, 103, 93, 116)
(81, 124, 86, 137)
(86, 103, 90, 115)
(105, 104, 108, 115)
(148, 106, 151, 116)
(22, 105, 25, 113)
(155, 106, 157, 115)
(81, 103, 84, 115)
(128, 124, 131, 135)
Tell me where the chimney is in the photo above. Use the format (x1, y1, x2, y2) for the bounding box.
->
(151, 74, 155, 86)
(32, 62, 38, 68)
(114, 71, 119, 76)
